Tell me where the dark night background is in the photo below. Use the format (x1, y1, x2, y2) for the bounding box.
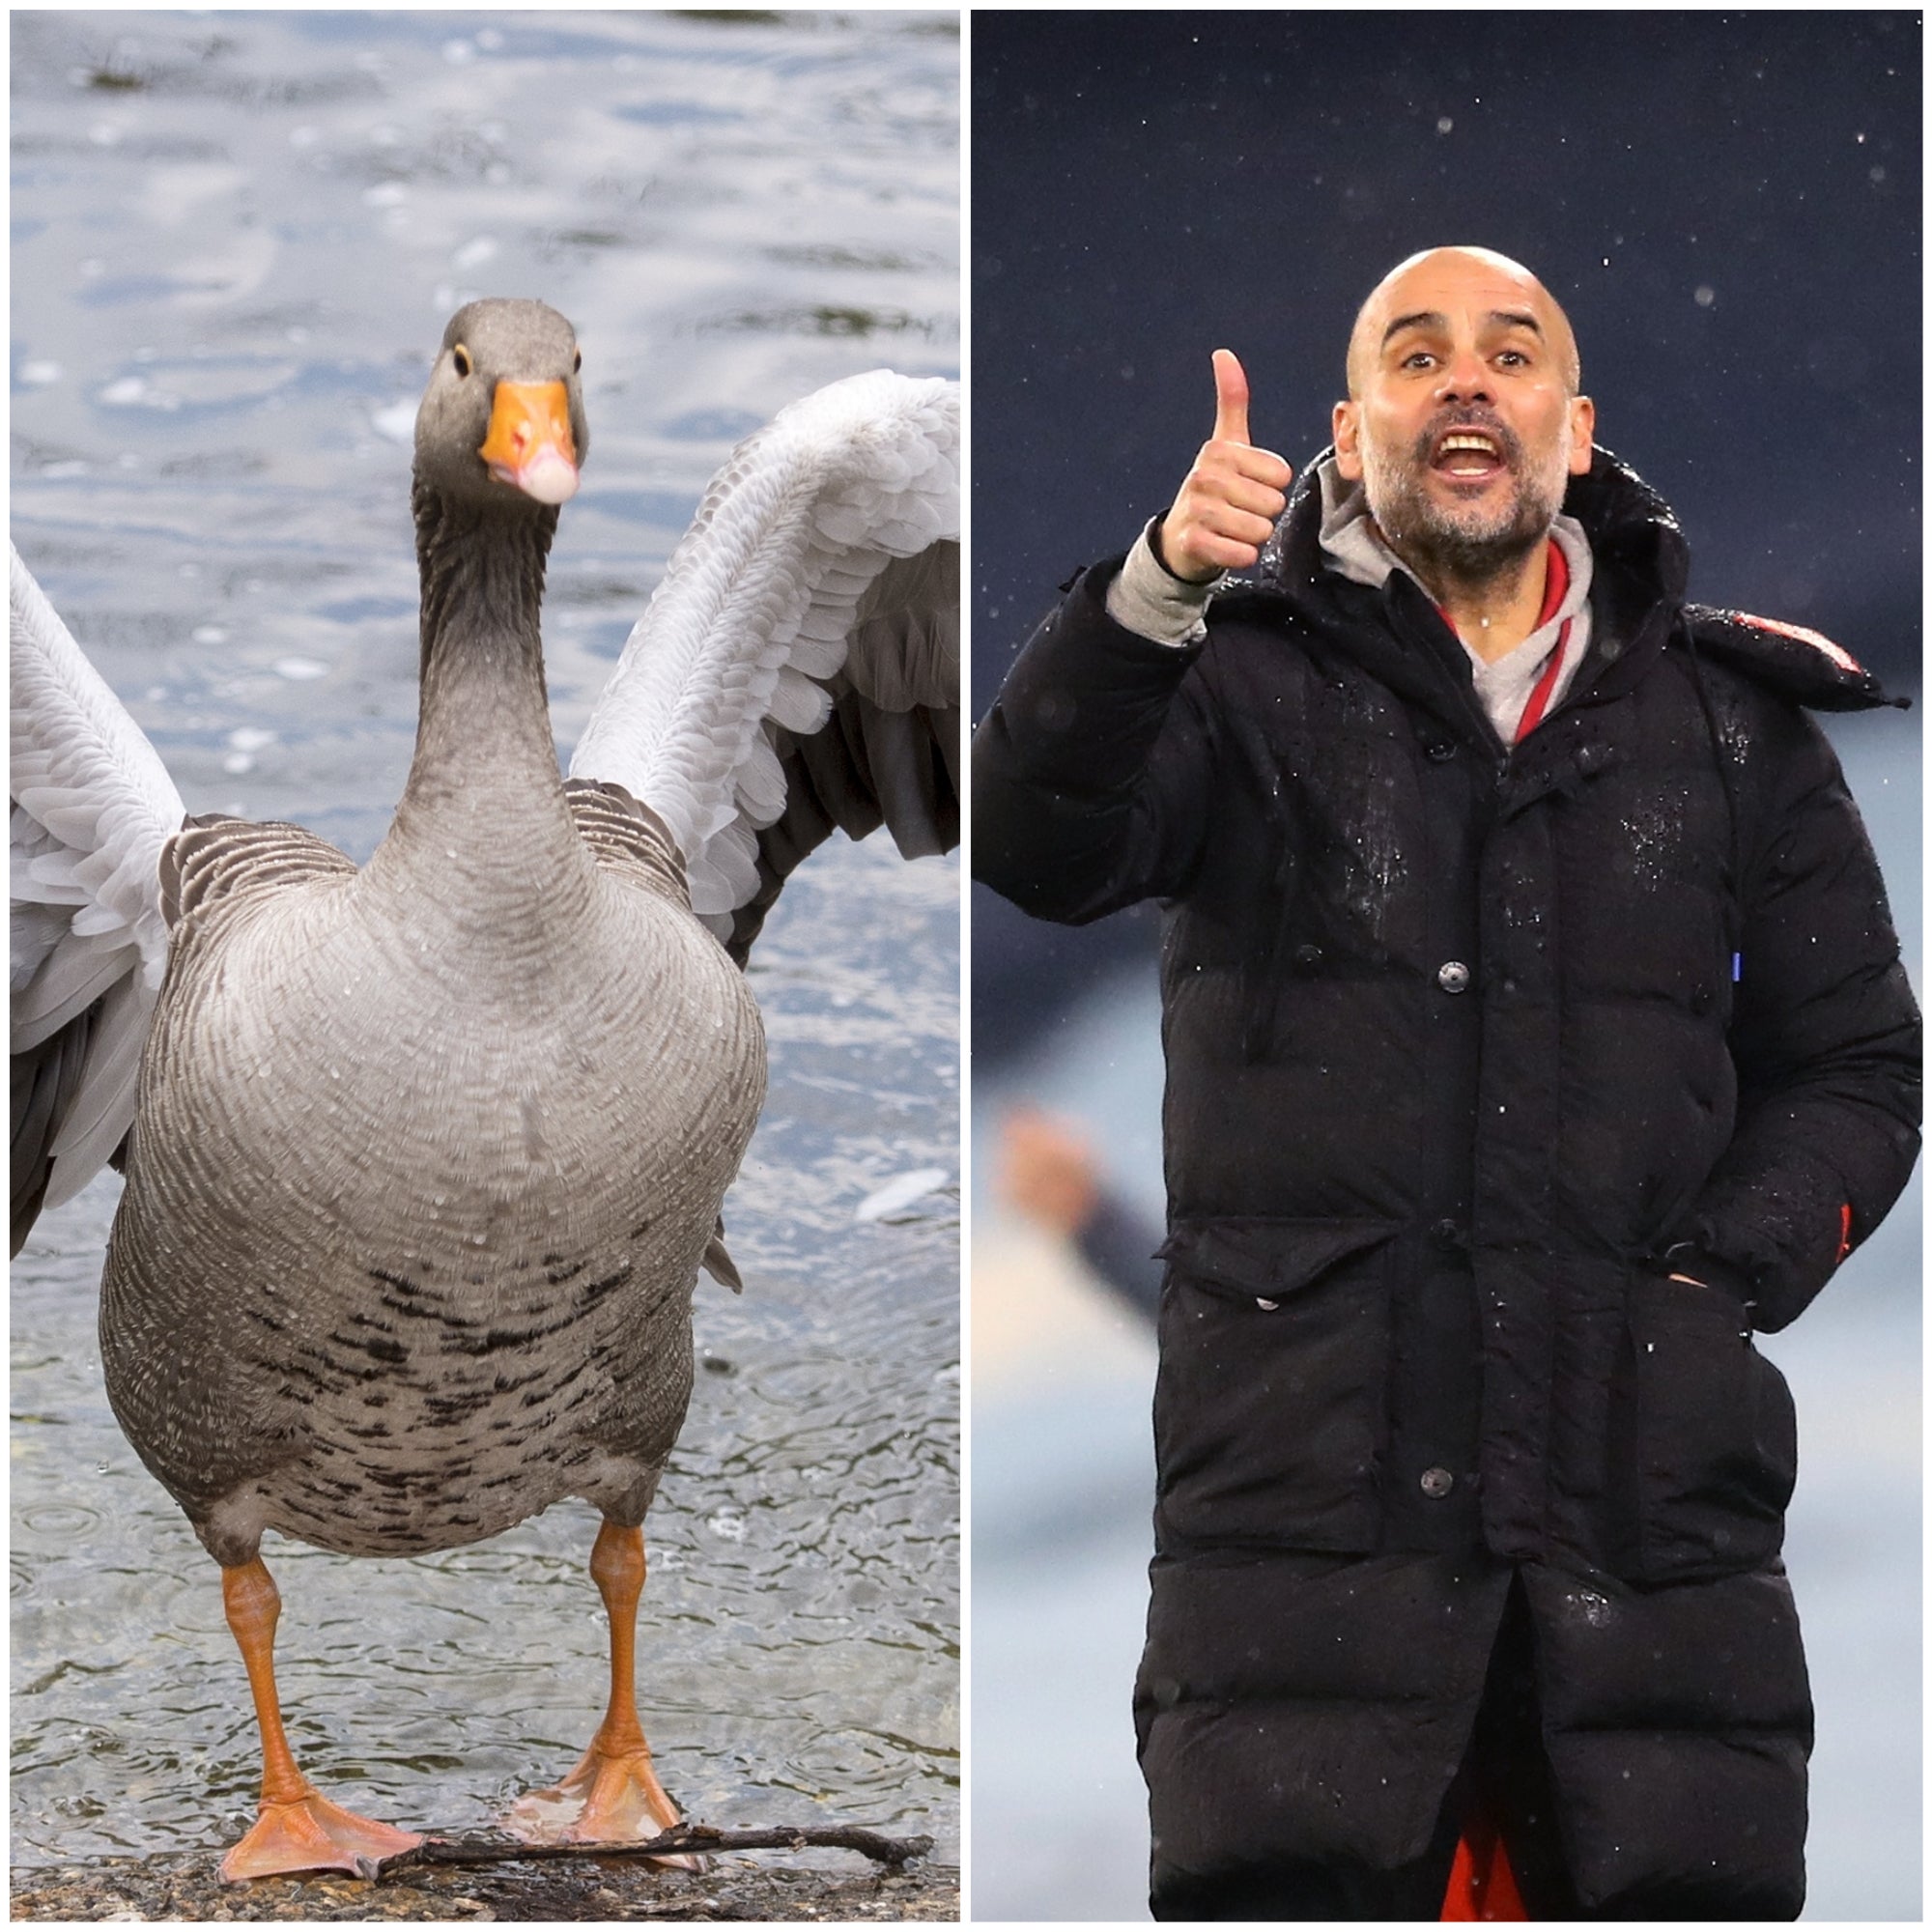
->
(970, 11, 1921, 1060)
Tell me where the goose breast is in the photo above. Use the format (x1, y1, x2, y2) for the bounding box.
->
(100, 854, 765, 1566)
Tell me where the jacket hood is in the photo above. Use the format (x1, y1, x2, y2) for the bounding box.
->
(1678, 605, 1907, 713)
(1255, 444, 1898, 714)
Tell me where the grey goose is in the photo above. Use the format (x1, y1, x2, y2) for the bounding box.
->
(11, 298, 958, 1881)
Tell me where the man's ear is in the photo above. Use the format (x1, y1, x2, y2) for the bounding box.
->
(1332, 399, 1362, 480)
(1567, 395, 1596, 474)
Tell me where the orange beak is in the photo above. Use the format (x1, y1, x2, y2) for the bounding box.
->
(478, 380, 579, 504)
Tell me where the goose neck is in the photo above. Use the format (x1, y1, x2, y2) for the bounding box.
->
(384, 484, 589, 911)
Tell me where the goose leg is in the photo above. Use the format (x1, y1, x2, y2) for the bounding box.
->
(218, 1556, 423, 1883)
(508, 1520, 696, 1856)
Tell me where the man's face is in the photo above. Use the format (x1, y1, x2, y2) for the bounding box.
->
(1332, 251, 1595, 583)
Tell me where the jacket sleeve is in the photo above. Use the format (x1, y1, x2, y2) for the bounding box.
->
(1073, 1184, 1168, 1324)
(1680, 703, 1921, 1332)
(971, 558, 1218, 923)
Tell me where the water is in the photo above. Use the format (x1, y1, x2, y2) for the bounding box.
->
(11, 9, 958, 1870)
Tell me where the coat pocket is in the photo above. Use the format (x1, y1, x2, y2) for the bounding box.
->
(1624, 1270, 1797, 1582)
(1152, 1216, 1399, 1549)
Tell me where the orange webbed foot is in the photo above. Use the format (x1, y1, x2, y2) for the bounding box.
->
(506, 1744, 703, 1868)
(220, 1786, 423, 1883)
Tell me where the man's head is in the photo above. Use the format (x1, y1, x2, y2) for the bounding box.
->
(1333, 246, 1595, 589)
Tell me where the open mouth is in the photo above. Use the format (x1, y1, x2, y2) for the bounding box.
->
(1431, 429, 1507, 479)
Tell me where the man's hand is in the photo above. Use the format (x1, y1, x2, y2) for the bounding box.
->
(996, 1105, 1101, 1238)
(1155, 350, 1294, 583)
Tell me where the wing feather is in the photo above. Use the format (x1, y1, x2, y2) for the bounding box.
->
(10, 543, 185, 1243)
(568, 370, 959, 952)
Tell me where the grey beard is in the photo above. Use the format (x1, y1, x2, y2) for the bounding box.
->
(1362, 439, 1567, 593)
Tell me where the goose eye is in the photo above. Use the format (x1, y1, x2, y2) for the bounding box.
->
(452, 345, 473, 378)
(573, 349, 582, 375)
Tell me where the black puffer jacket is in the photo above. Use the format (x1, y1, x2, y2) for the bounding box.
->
(973, 450, 1919, 1907)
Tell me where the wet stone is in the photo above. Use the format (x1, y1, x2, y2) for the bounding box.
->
(10, 1852, 961, 1922)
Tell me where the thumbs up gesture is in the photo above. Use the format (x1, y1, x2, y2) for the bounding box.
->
(1157, 350, 1294, 583)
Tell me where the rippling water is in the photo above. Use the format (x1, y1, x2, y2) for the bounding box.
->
(11, 8, 958, 1868)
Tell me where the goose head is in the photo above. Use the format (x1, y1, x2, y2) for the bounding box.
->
(413, 298, 589, 510)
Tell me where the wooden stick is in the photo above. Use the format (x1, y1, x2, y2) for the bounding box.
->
(381, 1822, 935, 1877)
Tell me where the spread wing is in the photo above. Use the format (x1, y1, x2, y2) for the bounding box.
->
(11, 543, 186, 1249)
(566, 369, 959, 964)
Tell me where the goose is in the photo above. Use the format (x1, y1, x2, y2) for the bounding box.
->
(11, 298, 959, 1883)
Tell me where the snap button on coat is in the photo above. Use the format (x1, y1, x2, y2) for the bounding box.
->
(1421, 1466, 1455, 1499)
(1435, 959, 1471, 994)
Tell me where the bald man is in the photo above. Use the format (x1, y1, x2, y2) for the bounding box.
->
(973, 248, 1919, 1919)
